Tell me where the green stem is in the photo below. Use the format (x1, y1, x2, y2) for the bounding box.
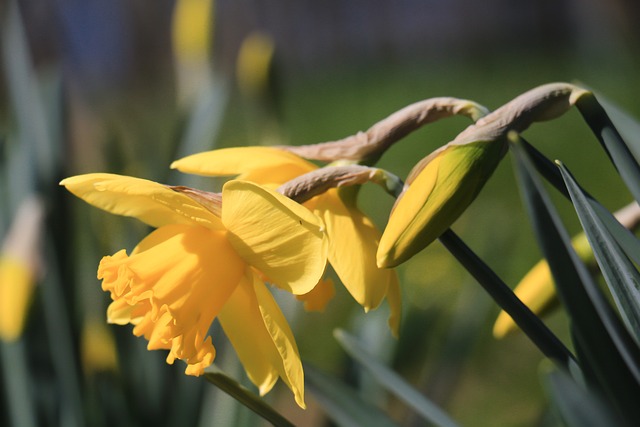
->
(438, 229, 575, 367)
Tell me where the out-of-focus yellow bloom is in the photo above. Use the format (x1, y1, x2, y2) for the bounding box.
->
(172, 0, 214, 103)
(172, 0, 213, 63)
(62, 173, 328, 408)
(0, 197, 44, 342)
(377, 140, 506, 268)
(493, 233, 594, 338)
(81, 318, 119, 375)
(0, 257, 35, 342)
(172, 146, 402, 336)
(236, 32, 275, 98)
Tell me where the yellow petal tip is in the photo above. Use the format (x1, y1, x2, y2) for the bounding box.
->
(492, 312, 515, 339)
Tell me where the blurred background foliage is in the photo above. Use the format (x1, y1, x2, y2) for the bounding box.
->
(1, 0, 639, 426)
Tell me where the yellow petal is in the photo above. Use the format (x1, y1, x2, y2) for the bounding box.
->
(296, 277, 335, 312)
(0, 256, 35, 342)
(254, 275, 305, 408)
(61, 173, 223, 230)
(171, 147, 316, 186)
(378, 141, 505, 268)
(98, 224, 245, 375)
(222, 180, 328, 295)
(315, 190, 395, 311)
(218, 271, 305, 408)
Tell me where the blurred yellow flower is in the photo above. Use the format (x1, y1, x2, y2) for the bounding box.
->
(81, 318, 119, 375)
(0, 196, 44, 342)
(172, 0, 213, 63)
(0, 257, 35, 342)
(493, 233, 594, 338)
(62, 173, 328, 408)
(172, 146, 402, 335)
(236, 32, 275, 99)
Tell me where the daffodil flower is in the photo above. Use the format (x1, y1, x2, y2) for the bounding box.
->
(61, 173, 328, 408)
(172, 146, 402, 335)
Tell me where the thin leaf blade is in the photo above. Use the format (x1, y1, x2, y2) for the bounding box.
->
(334, 329, 459, 427)
(559, 162, 640, 344)
(203, 365, 295, 427)
(304, 363, 399, 427)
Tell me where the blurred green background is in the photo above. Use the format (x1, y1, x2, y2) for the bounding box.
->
(1, 0, 639, 426)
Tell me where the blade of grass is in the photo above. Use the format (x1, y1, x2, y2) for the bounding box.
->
(559, 162, 640, 344)
(510, 136, 640, 422)
(334, 329, 459, 427)
(575, 94, 640, 204)
(203, 365, 295, 427)
(304, 363, 399, 427)
(438, 229, 574, 367)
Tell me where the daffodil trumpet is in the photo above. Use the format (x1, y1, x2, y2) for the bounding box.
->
(61, 173, 329, 408)
(378, 83, 593, 268)
(280, 97, 489, 163)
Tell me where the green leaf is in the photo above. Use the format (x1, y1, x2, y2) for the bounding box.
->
(544, 367, 621, 427)
(586, 87, 640, 163)
(576, 94, 640, 204)
(438, 229, 574, 366)
(510, 138, 640, 423)
(559, 162, 640, 344)
(521, 137, 640, 267)
(304, 363, 399, 427)
(203, 365, 295, 427)
(334, 329, 459, 427)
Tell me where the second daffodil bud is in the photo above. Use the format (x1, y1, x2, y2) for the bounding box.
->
(377, 82, 591, 268)
(377, 138, 507, 268)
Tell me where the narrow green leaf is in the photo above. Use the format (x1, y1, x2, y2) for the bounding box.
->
(576, 94, 640, 204)
(334, 329, 459, 427)
(438, 229, 574, 366)
(559, 162, 640, 344)
(203, 365, 295, 427)
(521, 138, 640, 266)
(587, 88, 640, 163)
(304, 363, 399, 427)
(544, 368, 621, 427)
(510, 138, 640, 423)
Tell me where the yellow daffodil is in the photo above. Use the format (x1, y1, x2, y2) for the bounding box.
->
(172, 146, 402, 335)
(0, 197, 44, 342)
(61, 173, 328, 408)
